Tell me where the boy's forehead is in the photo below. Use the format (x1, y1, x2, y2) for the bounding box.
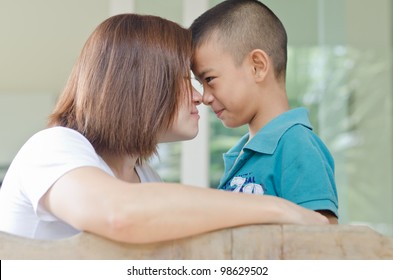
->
(193, 31, 224, 54)
(193, 40, 234, 69)
(193, 40, 224, 64)
(191, 43, 216, 75)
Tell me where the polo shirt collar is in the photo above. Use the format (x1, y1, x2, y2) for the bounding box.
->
(243, 107, 313, 155)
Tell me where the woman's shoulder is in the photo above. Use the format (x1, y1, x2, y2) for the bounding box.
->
(16, 127, 97, 162)
(29, 126, 86, 142)
(25, 127, 92, 149)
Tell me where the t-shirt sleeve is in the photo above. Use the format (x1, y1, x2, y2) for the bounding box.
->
(17, 128, 104, 221)
(276, 126, 339, 217)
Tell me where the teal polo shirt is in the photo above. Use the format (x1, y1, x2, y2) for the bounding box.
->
(218, 107, 339, 217)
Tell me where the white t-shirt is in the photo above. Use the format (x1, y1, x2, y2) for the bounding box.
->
(0, 127, 161, 240)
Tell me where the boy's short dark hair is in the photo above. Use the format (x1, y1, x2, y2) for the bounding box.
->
(190, 0, 287, 81)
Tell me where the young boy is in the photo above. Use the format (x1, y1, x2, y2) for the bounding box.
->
(190, 0, 338, 223)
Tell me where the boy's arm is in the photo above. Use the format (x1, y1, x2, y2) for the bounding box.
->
(316, 210, 338, 224)
(278, 126, 339, 222)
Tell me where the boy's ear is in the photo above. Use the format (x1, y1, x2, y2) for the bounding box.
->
(249, 49, 269, 82)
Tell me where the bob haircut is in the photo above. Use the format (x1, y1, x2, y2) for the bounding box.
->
(48, 14, 192, 161)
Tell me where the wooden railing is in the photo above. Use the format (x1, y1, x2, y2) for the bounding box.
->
(1, 225, 392, 259)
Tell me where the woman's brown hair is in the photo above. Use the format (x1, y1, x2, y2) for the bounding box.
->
(48, 14, 192, 160)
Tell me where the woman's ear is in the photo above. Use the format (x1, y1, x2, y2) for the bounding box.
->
(249, 49, 269, 82)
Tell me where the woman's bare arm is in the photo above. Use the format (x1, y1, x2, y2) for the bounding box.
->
(43, 166, 328, 244)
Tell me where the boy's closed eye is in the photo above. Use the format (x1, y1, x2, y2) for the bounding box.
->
(205, 76, 215, 84)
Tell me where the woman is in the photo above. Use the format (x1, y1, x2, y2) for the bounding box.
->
(0, 14, 327, 244)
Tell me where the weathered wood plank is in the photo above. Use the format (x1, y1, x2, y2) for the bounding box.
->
(1, 225, 392, 259)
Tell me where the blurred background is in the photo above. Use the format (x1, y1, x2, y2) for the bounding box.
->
(1, 0, 392, 237)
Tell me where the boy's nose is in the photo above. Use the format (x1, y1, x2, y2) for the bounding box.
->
(202, 90, 214, 105)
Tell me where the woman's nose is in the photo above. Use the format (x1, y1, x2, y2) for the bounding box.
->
(192, 87, 202, 105)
